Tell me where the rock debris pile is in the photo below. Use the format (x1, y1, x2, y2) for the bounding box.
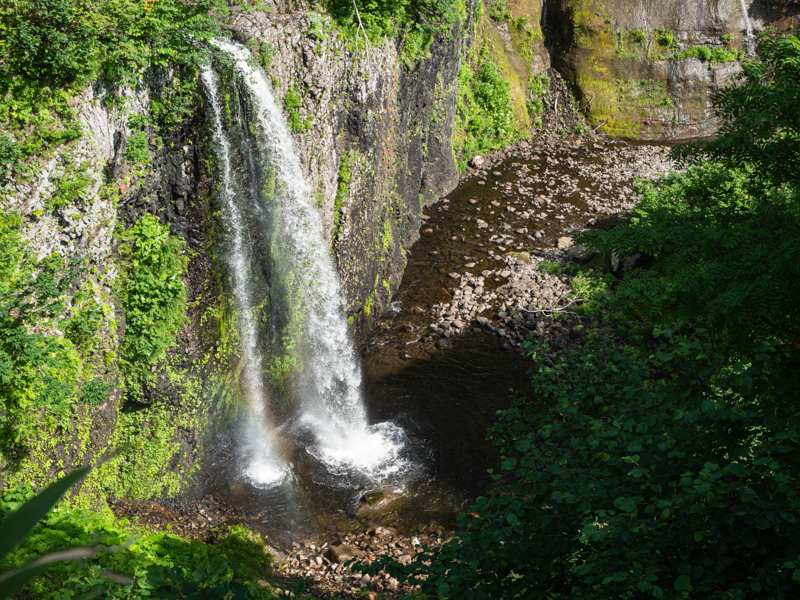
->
(279, 526, 444, 598)
(412, 135, 673, 348)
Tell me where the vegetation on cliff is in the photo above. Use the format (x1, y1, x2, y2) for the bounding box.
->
(0, 0, 220, 179)
(317, 0, 467, 63)
(369, 33, 800, 599)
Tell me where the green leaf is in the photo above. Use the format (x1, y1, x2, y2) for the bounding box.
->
(0, 547, 97, 597)
(0, 466, 89, 561)
(674, 574, 691, 592)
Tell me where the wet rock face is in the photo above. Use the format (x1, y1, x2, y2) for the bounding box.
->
(542, 0, 797, 140)
(228, 5, 469, 339)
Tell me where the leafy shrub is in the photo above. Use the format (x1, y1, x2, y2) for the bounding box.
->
(0, 490, 280, 598)
(78, 379, 111, 406)
(117, 214, 187, 402)
(0, 134, 20, 182)
(283, 85, 311, 133)
(306, 10, 329, 41)
(627, 28, 646, 44)
(0, 0, 219, 175)
(674, 45, 740, 63)
(46, 170, 94, 213)
(527, 73, 549, 128)
(1, 0, 101, 87)
(0, 212, 81, 458)
(124, 131, 150, 167)
(64, 292, 103, 351)
(486, 0, 510, 23)
(379, 332, 800, 598)
(453, 43, 518, 168)
(654, 29, 676, 48)
(317, 0, 466, 64)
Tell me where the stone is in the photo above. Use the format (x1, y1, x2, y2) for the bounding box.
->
(469, 155, 486, 169)
(565, 243, 594, 263)
(325, 544, 362, 563)
(557, 236, 574, 250)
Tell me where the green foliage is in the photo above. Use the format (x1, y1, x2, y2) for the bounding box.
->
(0, 467, 92, 597)
(486, 0, 510, 23)
(381, 218, 394, 253)
(453, 43, 518, 169)
(78, 379, 111, 406)
(249, 39, 276, 71)
(1, 0, 100, 87)
(283, 84, 311, 133)
(673, 44, 740, 63)
(97, 400, 190, 499)
(46, 169, 94, 213)
(0, 212, 83, 459)
(627, 28, 646, 44)
(527, 73, 549, 128)
(317, 0, 466, 64)
(268, 354, 296, 390)
(510, 16, 542, 60)
(306, 10, 329, 42)
(124, 130, 150, 167)
(117, 214, 187, 402)
(0, 133, 20, 182)
(683, 35, 800, 187)
(0, 491, 279, 598)
(376, 33, 800, 599)
(64, 290, 103, 353)
(0, 0, 220, 179)
(654, 29, 676, 49)
(332, 150, 353, 242)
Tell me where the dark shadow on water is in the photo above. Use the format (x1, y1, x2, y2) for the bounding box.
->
(363, 331, 530, 497)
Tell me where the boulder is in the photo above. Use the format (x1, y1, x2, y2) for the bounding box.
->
(469, 155, 486, 169)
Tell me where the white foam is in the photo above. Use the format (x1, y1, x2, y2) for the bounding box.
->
(299, 413, 409, 480)
(239, 420, 289, 487)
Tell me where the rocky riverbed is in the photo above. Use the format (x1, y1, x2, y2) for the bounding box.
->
(365, 133, 672, 359)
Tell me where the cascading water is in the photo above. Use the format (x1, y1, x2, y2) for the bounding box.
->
(201, 66, 288, 487)
(739, 0, 756, 56)
(205, 39, 406, 483)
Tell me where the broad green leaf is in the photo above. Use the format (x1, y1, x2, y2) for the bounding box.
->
(674, 574, 691, 592)
(0, 467, 89, 561)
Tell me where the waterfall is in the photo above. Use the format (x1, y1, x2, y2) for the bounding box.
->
(205, 39, 406, 483)
(739, 0, 756, 56)
(201, 66, 288, 487)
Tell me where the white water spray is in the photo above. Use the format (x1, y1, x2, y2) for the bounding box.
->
(201, 66, 287, 487)
(739, 0, 756, 56)
(210, 39, 406, 480)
